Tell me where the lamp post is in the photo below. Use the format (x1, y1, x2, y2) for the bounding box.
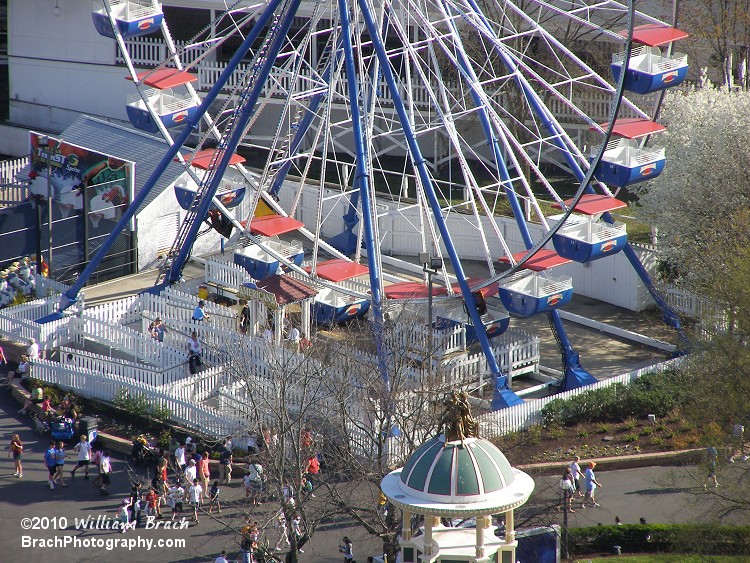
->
(38, 136, 53, 279)
(419, 253, 443, 378)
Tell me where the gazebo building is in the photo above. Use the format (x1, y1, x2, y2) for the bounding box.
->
(380, 392, 535, 563)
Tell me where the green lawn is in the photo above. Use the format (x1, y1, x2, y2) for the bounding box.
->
(579, 555, 750, 562)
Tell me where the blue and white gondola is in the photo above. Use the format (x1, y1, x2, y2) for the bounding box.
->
(92, 0, 163, 39)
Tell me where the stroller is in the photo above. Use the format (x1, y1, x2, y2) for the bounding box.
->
(131, 435, 159, 467)
(50, 416, 76, 441)
(31, 413, 50, 436)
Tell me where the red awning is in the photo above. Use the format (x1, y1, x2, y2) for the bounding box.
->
(127, 69, 197, 89)
(255, 274, 318, 306)
(385, 281, 449, 300)
(189, 149, 246, 170)
(249, 215, 304, 237)
(552, 194, 628, 215)
(451, 278, 499, 298)
(500, 249, 571, 272)
(620, 24, 689, 47)
(306, 259, 369, 282)
(596, 118, 666, 139)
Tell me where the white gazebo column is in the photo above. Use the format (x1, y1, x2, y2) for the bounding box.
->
(505, 509, 515, 543)
(423, 515, 434, 557)
(475, 513, 486, 559)
(301, 297, 311, 339)
(402, 510, 412, 541)
(274, 306, 284, 346)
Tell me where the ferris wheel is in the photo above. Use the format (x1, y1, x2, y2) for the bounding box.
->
(74, 0, 689, 408)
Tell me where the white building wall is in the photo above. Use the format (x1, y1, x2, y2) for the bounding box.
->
(278, 181, 655, 312)
(8, 0, 127, 131)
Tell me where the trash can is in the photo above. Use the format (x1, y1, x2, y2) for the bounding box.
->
(78, 416, 98, 444)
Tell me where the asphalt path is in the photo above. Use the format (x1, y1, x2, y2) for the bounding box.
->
(0, 387, 384, 563)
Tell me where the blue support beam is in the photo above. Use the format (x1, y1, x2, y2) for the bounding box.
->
(337, 0, 388, 386)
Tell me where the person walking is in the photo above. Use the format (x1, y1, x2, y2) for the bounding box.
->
(54, 441, 68, 488)
(570, 455, 584, 498)
(9, 434, 23, 478)
(559, 467, 576, 513)
(197, 451, 210, 498)
(71, 434, 92, 479)
(274, 513, 290, 551)
(705, 445, 720, 489)
(208, 480, 221, 514)
(291, 514, 304, 553)
(44, 441, 57, 490)
(192, 300, 208, 322)
(239, 299, 251, 335)
(187, 332, 203, 375)
(214, 550, 230, 563)
(339, 536, 354, 562)
(188, 478, 203, 523)
(582, 461, 602, 508)
(174, 441, 187, 476)
(99, 450, 112, 495)
(218, 440, 232, 484)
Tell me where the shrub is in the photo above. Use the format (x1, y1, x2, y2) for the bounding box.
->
(650, 436, 664, 446)
(622, 418, 638, 431)
(640, 426, 654, 436)
(577, 429, 590, 438)
(596, 424, 610, 434)
(622, 433, 639, 443)
(569, 524, 750, 557)
(540, 369, 689, 428)
(547, 426, 564, 440)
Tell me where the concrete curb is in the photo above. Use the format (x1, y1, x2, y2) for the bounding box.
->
(517, 448, 704, 477)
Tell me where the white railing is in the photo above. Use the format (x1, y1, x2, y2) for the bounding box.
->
(141, 290, 237, 333)
(60, 346, 185, 387)
(34, 277, 71, 298)
(31, 359, 244, 439)
(477, 357, 685, 437)
(74, 315, 185, 368)
(204, 258, 254, 289)
(83, 294, 142, 325)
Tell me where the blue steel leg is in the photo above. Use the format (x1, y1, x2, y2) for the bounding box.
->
(338, 0, 388, 386)
(356, 0, 522, 408)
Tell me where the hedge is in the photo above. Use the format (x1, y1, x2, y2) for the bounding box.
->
(568, 524, 750, 557)
(542, 370, 691, 427)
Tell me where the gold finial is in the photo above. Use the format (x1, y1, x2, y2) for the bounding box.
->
(438, 390, 479, 443)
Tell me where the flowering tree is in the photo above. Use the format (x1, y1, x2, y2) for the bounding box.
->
(630, 78, 750, 288)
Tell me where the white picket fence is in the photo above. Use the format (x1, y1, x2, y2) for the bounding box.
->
(476, 357, 686, 437)
(204, 258, 254, 290)
(30, 359, 244, 439)
(83, 295, 142, 325)
(73, 315, 185, 369)
(60, 346, 186, 387)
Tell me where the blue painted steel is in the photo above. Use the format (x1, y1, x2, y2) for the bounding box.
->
(126, 103, 199, 134)
(356, 0, 522, 407)
(163, 0, 304, 288)
(312, 297, 371, 327)
(435, 314, 510, 344)
(92, 10, 163, 39)
(498, 285, 574, 318)
(552, 231, 627, 262)
(611, 62, 688, 94)
(233, 247, 304, 280)
(174, 185, 246, 211)
(338, 0, 388, 385)
(41, 0, 285, 320)
(591, 155, 665, 187)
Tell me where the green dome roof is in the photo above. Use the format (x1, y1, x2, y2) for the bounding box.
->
(398, 435, 516, 503)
